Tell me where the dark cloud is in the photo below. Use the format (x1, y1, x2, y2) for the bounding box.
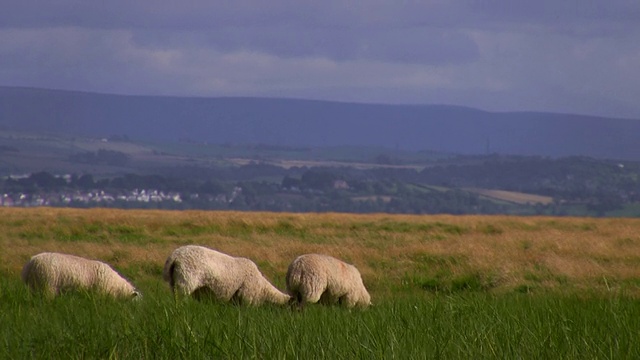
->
(4, 1, 639, 30)
(468, 1, 640, 24)
(0, 1, 639, 118)
(130, 27, 478, 65)
(2, 2, 481, 65)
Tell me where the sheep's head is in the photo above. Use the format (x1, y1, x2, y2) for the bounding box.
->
(358, 289, 372, 308)
(354, 272, 371, 308)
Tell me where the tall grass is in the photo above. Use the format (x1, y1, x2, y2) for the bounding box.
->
(2, 276, 638, 359)
(2, 208, 640, 357)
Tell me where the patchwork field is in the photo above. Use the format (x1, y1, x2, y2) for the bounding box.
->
(2, 208, 640, 358)
(465, 188, 555, 205)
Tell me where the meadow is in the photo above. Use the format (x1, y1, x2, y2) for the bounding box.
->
(1, 208, 640, 358)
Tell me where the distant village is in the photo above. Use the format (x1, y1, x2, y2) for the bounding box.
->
(0, 172, 246, 208)
(1, 189, 184, 207)
(0, 189, 252, 208)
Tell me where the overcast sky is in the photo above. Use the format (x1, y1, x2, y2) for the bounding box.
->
(2, 1, 640, 118)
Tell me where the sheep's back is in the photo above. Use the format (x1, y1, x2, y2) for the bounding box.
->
(167, 245, 248, 282)
(23, 253, 99, 288)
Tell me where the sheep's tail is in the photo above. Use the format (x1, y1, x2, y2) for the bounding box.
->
(285, 273, 305, 310)
(285, 266, 305, 305)
(162, 255, 177, 289)
(21, 258, 34, 285)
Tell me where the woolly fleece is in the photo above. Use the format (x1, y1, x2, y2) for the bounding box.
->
(163, 245, 290, 305)
(21, 252, 139, 299)
(286, 253, 371, 308)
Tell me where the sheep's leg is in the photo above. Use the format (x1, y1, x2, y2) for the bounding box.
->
(198, 278, 238, 303)
(230, 288, 244, 305)
(341, 294, 358, 308)
(301, 285, 323, 304)
(31, 278, 58, 298)
(171, 269, 200, 297)
(319, 290, 340, 305)
(44, 284, 58, 299)
(172, 278, 199, 301)
(289, 291, 306, 311)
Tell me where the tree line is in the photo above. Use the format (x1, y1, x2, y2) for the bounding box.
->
(2, 155, 639, 216)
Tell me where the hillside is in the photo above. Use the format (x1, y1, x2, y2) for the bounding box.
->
(2, 86, 640, 160)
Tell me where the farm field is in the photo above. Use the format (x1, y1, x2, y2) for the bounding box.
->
(464, 188, 555, 205)
(2, 208, 640, 358)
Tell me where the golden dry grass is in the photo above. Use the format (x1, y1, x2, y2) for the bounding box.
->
(2, 208, 640, 296)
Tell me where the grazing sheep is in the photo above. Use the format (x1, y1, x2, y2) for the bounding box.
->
(162, 245, 290, 306)
(286, 254, 371, 308)
(21, 252, 140, 299)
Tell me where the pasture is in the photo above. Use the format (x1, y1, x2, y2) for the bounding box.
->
(1, 208, 640, 358)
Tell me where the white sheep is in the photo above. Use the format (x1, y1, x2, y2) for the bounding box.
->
(21, 252, 140, 299)
(286, 253, 371, 308)
(162, 245, 290, 306)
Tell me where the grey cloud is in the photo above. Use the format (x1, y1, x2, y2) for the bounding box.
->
(467, 0, 640, 23)
(2, 2, 481, 64)
(3, 1, 637, 62)
(130, 26, 479, 65)
(1, 1, 640, 118)
(464, 0, 640, 37)
(356, 28, 479, 65)
(0, 2, 350, 30)
(4, 1, 639, 30)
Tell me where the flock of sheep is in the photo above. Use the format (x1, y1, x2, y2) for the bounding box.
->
(20, 245, 372, 308)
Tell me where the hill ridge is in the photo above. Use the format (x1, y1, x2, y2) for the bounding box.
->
(1, 86, 639, 160)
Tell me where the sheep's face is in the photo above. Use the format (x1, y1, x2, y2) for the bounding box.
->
(355, 274, 371, 307)
(132, 290, 143, 300)
(358, 290, 372, 308)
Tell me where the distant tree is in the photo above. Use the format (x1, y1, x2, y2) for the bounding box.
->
(199, 180, 226, 194)
(586, 196, 623, 216)
(75, 174, 95, 190)
(29, 171, 66, 191)
(300, 170, 337, 190)
(281, 176, 301, 189)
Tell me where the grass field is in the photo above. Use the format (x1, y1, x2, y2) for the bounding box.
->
(2, 208, 640, 358)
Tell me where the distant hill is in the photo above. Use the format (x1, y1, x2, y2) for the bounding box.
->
(2, 86, 640, 160)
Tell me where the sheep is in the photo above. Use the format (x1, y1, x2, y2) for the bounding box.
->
(286, 254, 371, 308)
(21, 252, 140, 299)
(162, 245, 290, 306)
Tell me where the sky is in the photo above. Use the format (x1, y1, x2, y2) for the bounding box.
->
(1, 1, 640, 119)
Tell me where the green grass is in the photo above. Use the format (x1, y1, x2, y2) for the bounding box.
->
(4, 209, 640, 357)
(2, 276, 639, 359)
